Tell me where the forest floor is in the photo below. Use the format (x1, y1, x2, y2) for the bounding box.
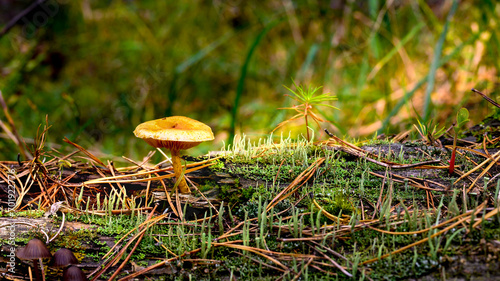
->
(1, 129, 500, 280)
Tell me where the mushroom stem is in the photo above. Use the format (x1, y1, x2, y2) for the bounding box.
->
(39, 258, 46, 281)
(32, 259, 42, 281)
(48, 211, 65, 243)
(170, 149, 190, 193)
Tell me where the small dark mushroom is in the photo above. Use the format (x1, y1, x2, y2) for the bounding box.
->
(63, 266, 88, 281)
(50, 248, 78, 267)
(16, 238, 52, 281)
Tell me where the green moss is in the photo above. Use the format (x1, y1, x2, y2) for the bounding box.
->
(52, 229, 99, 252)
(197, 181, 218, 193)
(218, 184, 255, 206)
(208, 159, 225, 172)
(1, 210, 44, 218)
(323, 194, 356, 217)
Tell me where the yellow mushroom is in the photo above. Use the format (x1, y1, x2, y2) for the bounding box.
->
(134, 116, 214, 193)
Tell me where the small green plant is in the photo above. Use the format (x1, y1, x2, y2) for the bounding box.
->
(272, 80, 338, 141)
(413, 119, 446, 146)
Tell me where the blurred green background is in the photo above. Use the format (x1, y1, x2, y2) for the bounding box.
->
(0, 0, 498, 163)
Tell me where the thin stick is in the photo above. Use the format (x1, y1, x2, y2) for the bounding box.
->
(454, 150, 500, 185)
(235, 252, 285, 272)
(186, 178, 219, 216)
(63, 137, 106, 167)
(107, 205, 158, 280)
(292, 258, 313, 281)
(472, 88, 500, 108)
(372, 169, 387, 220)
(361, 201, 487, 265)
(116, 249, 201, 281)
(0, 0, 49, 38)
(313, 247, 352, 277)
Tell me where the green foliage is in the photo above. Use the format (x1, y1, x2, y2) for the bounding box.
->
(413, 119, 446, 145)
(0, 2, 497, 161)
(273, 80, 338, 141)
(2, 2, 500, 278)
(456, 107, 470, 129)
(78, 214, 144, 236)
(319, 192, 356, 217)
(218, 184, 254, 206)
(2, 210, 44, 218)
(208, 159, 225, 172)
(51, 229, 98, 252)
(283, 81, 338, 110)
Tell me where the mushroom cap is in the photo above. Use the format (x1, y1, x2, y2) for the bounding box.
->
(134, 116, 214, 150)
(16, 238, 51, 260)
(50, 248, 78, 267)
(63, 266, 88, 281)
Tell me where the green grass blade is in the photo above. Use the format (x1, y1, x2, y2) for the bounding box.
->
(368, 0, 381, 59)
(297, 43, 319, 81)
(283, 84, 306, 103)
(229, 20, 281, 144)
(422, 0, 459, 122)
